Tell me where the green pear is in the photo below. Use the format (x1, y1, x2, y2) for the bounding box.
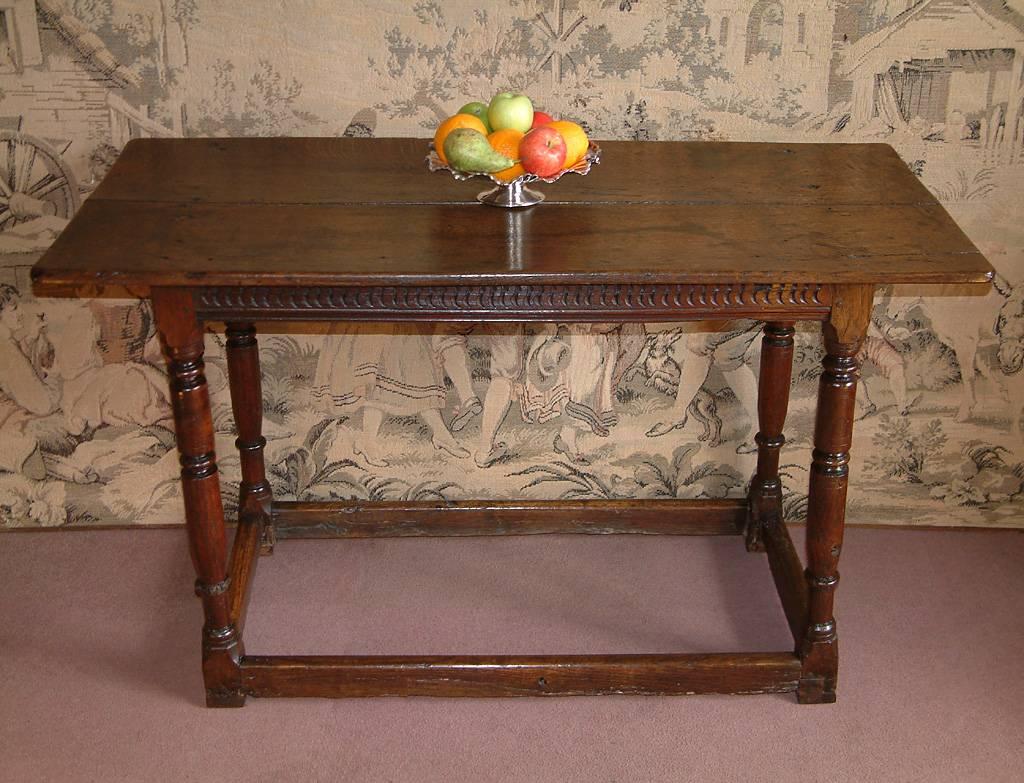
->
(443, 128, 513, 173)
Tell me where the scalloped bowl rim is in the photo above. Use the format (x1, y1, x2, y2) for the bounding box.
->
(427, 141, 601, 186)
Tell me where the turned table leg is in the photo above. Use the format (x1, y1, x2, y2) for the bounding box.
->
(798, 285, 873, 704)
(225, 322, 275, 555)
(747, 321, 796, 552)
(153, 288, 246, 708)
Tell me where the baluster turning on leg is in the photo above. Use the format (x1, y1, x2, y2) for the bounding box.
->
(747, 321, 795, 552)
(153, 288, 245, 708)
(798, 285, 873, 704)
(225, 322, 275, 554)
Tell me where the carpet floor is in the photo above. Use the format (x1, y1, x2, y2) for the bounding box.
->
(1, 526, 1022, 782)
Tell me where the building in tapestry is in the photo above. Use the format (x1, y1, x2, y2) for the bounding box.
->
(838, 0, 1024, 155)
(704, 0, 837, 115)
(0, 0, 184, 290)
(0, 0, 178, 247)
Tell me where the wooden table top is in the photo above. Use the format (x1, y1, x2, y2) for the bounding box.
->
(33, 137, 992, 294)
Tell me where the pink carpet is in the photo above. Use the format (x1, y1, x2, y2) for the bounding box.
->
(2, 526, 1022, 782)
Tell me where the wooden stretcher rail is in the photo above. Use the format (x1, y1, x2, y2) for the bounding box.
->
(239, 652, 802, 698)
(270, 498, 749, 538)
(227, 511, 264, 632)
(763, 520, 810, 647)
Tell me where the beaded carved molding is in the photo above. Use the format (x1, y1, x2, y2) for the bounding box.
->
(195, 283, 832, 322)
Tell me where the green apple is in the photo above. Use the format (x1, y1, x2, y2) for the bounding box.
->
(487, 92, 534, 134)
(458, 101, 491, 133)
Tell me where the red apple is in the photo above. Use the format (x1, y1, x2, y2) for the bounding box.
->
(520, 126, 567, 177)
(531, 110, 554, 128)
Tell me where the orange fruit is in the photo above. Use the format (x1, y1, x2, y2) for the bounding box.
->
(487, 128, 524, 160)
(493, 163, 526, 183)
(487, 129, 526, 183)
(547, 120, 588, 166)
(434, 113, 489, 165)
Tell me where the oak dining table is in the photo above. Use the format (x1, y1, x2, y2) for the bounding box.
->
(32, 137, 993, 706)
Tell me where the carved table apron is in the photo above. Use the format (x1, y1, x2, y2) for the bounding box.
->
(33, 138, 993, 705)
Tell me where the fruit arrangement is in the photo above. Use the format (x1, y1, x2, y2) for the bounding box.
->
(428, 91, 598, 207)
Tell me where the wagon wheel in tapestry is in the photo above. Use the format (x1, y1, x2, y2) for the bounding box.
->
(0, 131, 81, 230)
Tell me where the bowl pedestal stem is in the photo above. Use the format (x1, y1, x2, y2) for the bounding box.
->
(477, 179, 545, 208)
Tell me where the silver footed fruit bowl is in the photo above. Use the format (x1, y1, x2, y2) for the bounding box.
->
(427, 141, 601, 208)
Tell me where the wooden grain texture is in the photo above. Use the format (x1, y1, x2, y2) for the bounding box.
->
(34, 200, 989, 292)
(271, 498, 747, 538)
(239, 652, 802, 698)
(32, 138, 992, 295)
(90, 138, 941, 208)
